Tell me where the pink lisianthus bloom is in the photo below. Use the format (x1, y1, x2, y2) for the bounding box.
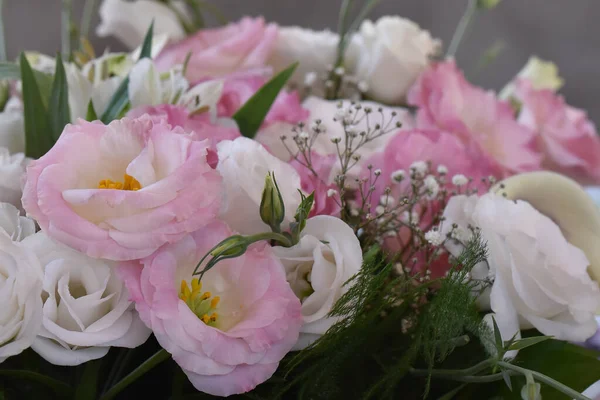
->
(290, 153, 341, 217)
(408, 60, 541, 176)
(156, 17, 278, 82)
(515, 79, 600, 184)
(21, 117, 222, 261)
(127, 104, 240, 149)
(119, 221, 302, 397)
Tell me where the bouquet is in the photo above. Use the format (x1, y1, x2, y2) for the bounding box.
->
(1, 0, 600, 398)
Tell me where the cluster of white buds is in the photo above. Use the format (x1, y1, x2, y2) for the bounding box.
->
(299, 65, 370, 101)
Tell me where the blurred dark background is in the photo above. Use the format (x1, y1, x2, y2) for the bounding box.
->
(5, 0, 598, 122)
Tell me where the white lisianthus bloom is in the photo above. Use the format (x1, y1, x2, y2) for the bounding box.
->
(0, 148, 29, 209)
(267, 26, 360, 87)
(0, 229, 43, 363)
(97, 0, 187, 50)
(273, 216, 362, 350)
(441, 193, 600, 344)
(499, 56, 564, 100)
(24, 232, 151, 366)
(0, 203, 35, 241)
(350, 16, 441, 104)
(0, 98, 25, 154)
(216, 137, 302, 235)
(65, 64, 123, 121)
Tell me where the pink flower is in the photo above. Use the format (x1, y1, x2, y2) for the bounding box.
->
(408, 60, 541, 176)
(516, 79, 600, 184)
(119, 221, 302, 397)
(290, 153, 341, 217)
(156, 17, 278, 82)
(21, 117, 222, 261)
(128, 104, 241, 149)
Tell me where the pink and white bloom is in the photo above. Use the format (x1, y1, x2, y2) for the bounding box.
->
(22, 117, 222, 261)
(515, 79, 600, 184)
(119, 221, 302, 397)
(0, 147, 29, 209)
(156, 17, 278, 82)
(25, 232, 150, 366)
(408, 60, 541, 176)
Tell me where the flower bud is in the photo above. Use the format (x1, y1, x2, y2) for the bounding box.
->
(260, 172, 286, 232)
(477, 0, 501, 9)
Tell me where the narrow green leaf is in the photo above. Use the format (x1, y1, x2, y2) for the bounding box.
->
(100, 22, 153, 124)
(0, 62, 53, 107)
(507, 336, 552, 352)
(0, 370, 72, 398)
(86, 99, 98, 121)
(232, 62, 298, 138)
(492, 316, 503, 353)
(20, 53, 53, 158)
(74, 359, 102, 400)
(48, 54, 71, 141)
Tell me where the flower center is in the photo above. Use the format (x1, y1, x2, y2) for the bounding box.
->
(98, 174, 142, 191)
(179, 278, 220, 326)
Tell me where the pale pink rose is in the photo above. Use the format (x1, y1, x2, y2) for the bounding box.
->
(290, 153, 340, 217)
(156, 17, 278, 82)
(119, 221, 302, 397)
(128, 104, 241, 149)
(408, 60, 541, 176)
(21, 117, 222, 261)
(515, 79, 600, 184)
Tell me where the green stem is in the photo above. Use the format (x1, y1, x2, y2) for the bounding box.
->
(0, 0, 6, 62)
(247, 231, 293, 247)
(61, 0, 73, 58)
(168, 1, 196, 34)
(498, 361, 592, 400)
(446, 0, 478, 58)
(184, 0, 205, 30)
(80, 0, 96, 40)
(410, 358, 494, 378)
(100, 349, 170, 400)
(0, 370, 72, 397)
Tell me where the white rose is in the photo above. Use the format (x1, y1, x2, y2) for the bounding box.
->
(441, 193, 600, 343)
(24, 233, 151, 366)
(267, 26, 360, 88)
(97, 0, 187, 50)
(273, 216, 362, 350)
(0, 148, 28, 209)
(499, 56, 564, 100)
(0, 99, 25, 154)
(216, 137, 302, 235)
(0, 230, 43, 363)
(0, 203, 35, 241)
(350, 16, 441, 104)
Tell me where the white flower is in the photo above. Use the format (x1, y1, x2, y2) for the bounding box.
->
(441, 193, 600, 343)
(410, 160, 428, 177)
(24, 232, 151, 366)
(0, 203, 35, 241)
(424, 229, 442, 246)
(424, 175, 439, 199)
(97, 0, 187, 50)
(267, 26, 360, 88)
(350, 16, 441, 104)
(128, 58, 189, 108)
(0, 98, 25, 154)
(273, 216, 362, 350)
(0, 229, 43, 363)
(327, 189, 338, 198)
(437, 165, 448, 175)
(452, 174, 468, 187)
(0, 148, 28, 209)
(499, 56, 564, 100)
(391, 169, 406, 182)
(216, 138, 302, 235)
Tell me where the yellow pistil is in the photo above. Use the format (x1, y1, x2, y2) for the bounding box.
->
(97, 174, 142, 191)
(179, 278, 220, 327)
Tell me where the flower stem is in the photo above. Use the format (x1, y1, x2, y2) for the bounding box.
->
(497, 361, 592, 400)
(410, 358, 494, 378)
(0, 0, 6, 62)
(247, 231, 293, 247)
(61, 0, 73, 59)
(446, 0, 478, 58)
(80, 0, 96, 41)
(100, 349, 170, 400)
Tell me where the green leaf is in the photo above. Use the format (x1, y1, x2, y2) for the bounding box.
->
(0, 370, 72, 398)
(48, 54, 71, 141)
(507, 336, 552, 352)
(232, 62, 298, 138)
(100, 22, 153, 124)
(20, 53, 53, 159)
(74, 359, 102, 400)
(86, 99, 98, 121)
(491, 316, 503, 353)
(0, 62, 53, 107)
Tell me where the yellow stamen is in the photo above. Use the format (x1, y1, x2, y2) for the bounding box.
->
(210, 296, 220, 308)
(191, 278, 201, 292)
(97, 174, 142, 191)
(201, 292, 211, 300)
(178, 280, 220, 326)
(201, 314, 210, 324)
(209, 313, 218, 322)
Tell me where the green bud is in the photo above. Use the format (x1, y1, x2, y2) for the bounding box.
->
(0, 80, 9, 113)
(209, 235, 247, 258)
(260, 172, 285, 232)
(520, 372, 541, 400)
(477, 0, 501, 9)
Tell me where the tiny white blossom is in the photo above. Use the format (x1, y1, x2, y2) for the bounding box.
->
(410, 161, 428, 177)
(327, 189, 338, 198)
(374, 169, 382, 176)
(401, 211, 420, 224)
(380, 195, 395, 207)
(424, 175, 440, 199)
(437, 165, 448, 175)
(375, 205, 385, 216)
(424, 229, 443, 246)
(304, 72, 317, 86)
(357, 81, 369, 93)
(452, 174, 469, 187)
(350, 208, 360, 217)
(299, 131, 310, 140)
(391, 169, 406, 182)
(334, 66, 345, 76)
